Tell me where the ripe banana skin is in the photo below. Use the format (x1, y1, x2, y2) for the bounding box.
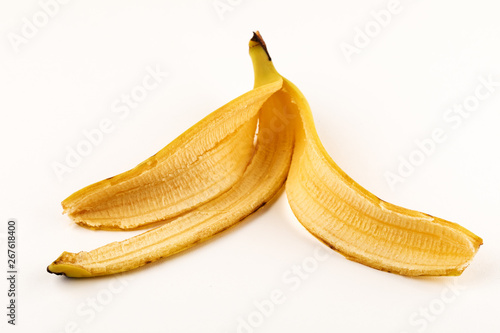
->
(48, 32, 482, 278)
(47, 42, 294, 277)
(62, 82, 280, 230)
(248, 33, 482, 276)
(284, 76, 482, 275)
(48, 104, 293, 277)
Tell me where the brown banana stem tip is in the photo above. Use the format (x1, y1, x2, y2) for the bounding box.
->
(251, 31, 271, 61)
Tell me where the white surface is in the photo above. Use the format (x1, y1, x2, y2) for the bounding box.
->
(1, 1, 499, 332)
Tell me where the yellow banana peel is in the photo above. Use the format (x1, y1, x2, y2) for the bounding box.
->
(48, 32, 482, 278)
(48, 38, 293, 277)
(61, 81, 279, 230)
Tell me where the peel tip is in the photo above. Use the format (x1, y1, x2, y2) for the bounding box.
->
(47, 264, 67, 277)
(47, 262, 93, 278)
(250, 31, 271, 61)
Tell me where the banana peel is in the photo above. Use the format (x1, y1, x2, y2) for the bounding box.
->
(47, 40, 294, 277)
(48, 32, 482, 278)
(281, 69, 482, 277)
(61, 81, 279, 230)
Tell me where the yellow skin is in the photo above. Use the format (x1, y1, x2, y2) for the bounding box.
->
(48, 32, 481, 278)
(282, 79, 481, 276)
(249, 32, 481, 276)
(62, 84, 271, 230)
(48, 38, 293, 277)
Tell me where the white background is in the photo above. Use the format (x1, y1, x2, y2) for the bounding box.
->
(1, 0, 499, 332)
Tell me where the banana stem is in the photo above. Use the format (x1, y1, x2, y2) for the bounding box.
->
(249, 31, 281, 88)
